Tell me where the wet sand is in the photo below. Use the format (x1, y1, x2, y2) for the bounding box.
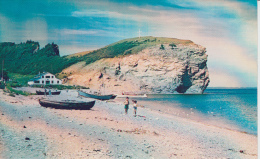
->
(0, 88, 257, 158)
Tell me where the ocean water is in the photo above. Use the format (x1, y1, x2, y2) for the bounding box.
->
(133, 88, 257, 135)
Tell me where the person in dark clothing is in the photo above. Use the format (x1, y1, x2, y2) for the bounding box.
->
(124, 97, 129, 115)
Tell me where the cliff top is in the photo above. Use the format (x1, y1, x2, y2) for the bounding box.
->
(67, 36, 194, 59)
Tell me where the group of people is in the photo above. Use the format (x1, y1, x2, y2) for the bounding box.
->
(124, 97, 139, 117)
(44, 89, 52, 96)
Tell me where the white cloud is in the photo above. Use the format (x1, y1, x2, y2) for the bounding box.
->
(194, 0, 257, 46)
(72, 10, 124, 19)
(60, 29, 100, 35)
(56, 28, 126, 38)
(200, 37, 257, 75)
(23, 17, 48, 43)
(209, 70, 241, 87)
(0, 15, 49, 45)
(0, 14, 18, 42)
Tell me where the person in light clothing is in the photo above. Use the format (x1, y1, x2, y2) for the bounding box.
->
(132, 100, 138, 117)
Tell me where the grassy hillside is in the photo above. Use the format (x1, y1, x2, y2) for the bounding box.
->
(77, 36, 193, 66)
(65, 50, 92, 58)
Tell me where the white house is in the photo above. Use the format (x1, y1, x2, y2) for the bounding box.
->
(28, 72, 62, 86)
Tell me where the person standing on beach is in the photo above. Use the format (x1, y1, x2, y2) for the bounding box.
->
(132, 100, 138, 117)
(49, 89, 52, 96)
(124, 97, 129, 115)
(44, 88, 47, 96)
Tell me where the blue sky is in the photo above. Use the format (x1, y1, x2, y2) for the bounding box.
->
(0, 0, 257, 87)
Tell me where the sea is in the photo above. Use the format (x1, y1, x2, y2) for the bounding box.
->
(132, 88, 257, 135)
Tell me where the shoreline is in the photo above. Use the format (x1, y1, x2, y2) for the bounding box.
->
(113, 96, 257, 136)
(0, 88, 257, 158)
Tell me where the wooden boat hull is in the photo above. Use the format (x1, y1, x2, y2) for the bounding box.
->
(36, 91, 61, 95)
(78, 90, 114, 100)
(39, 99, 95, 110)
(110, 95, 117, 99)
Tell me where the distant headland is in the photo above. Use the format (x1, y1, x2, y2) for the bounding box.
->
(0, 36, 210, 94)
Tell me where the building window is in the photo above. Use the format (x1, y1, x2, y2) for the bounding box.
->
(42, 81, 44, 84)
(46, 76, 50, 78)
(34, 81, 40, 83)
(51, 81, 54, 84)
(52, 76, 54, 78)
(57, 81, 59, 84)
(42, 76, 44, 78)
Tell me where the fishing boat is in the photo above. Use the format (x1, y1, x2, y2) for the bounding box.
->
(36, 90, 61, 95)
(78, 90, 115, 100)
(39, 99, 95, 110)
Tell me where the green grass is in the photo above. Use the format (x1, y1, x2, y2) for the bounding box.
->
(8, 73, 34, 86)
(80, 36, 193, 67)
(6, 72, 89, 90)
(6, 84, 33, 96)
(30, 84, 89, 90)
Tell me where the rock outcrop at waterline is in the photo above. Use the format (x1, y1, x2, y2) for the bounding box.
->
(62, 41, 210, 94)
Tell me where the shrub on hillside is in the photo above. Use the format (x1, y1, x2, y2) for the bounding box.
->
(160, 44, 165, 50)
(8, 93, 15, 97)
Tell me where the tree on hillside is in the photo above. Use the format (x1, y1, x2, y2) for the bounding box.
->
(160, 44, 165, 50)
(0, 69, 9, 81)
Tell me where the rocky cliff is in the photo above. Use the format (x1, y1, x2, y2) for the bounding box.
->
(61, 38, 210, 94)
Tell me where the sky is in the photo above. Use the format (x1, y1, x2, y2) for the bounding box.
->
(0, 0, 257, 87)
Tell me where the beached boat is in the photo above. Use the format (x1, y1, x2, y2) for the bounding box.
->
(39, 99, 95, 110)
(36, 90, 61, 95)
(78, 90, 115, 100)
(110, 95, 117, 99)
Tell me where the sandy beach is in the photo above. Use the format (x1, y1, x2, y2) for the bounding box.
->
(0, 88, 257, 159)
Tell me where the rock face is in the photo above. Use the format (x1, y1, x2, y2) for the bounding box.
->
(62, 43, 209, 94)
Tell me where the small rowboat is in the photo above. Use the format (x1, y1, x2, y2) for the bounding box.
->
(39, 99, 95, 110)
(36, 90, 61, 95)
(110, 95, 117, 99)
(78, 90, 116, 100)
